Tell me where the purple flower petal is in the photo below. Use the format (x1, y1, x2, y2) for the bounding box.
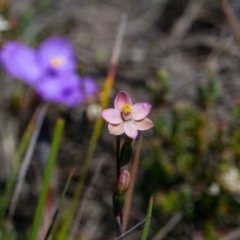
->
(36, 74, 84, 107)
(63, 73, 81, 88)
(36, 77, 62, 100)
(62, 89, 85, 107)
(114, 91, 132, 112)
(101, 109, 122, 124)
(83, 76, 98, 97)
(37, 37, 76, 74)
(124, 120, 138, 139)
(108, 123, 124, 136)
(0, 41, 42, 84)
(131, 102, 152, 120)
(134, 118, 154, 131)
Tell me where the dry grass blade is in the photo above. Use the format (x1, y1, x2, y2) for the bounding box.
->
(116, 216, 151, 240)
(69, 157, 106, 239)
(219, 0, 240, 50)
(151, 212, 183, 240)
(8, 103, 48, 219)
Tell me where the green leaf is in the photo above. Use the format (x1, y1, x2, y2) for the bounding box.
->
(141, 196, 153, 240)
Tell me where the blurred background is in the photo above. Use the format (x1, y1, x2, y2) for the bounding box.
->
(1, 0, 240, 239)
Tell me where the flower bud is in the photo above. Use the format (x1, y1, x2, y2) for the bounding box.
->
(120, 140, 133, 166)
(117, 170, 130, 195)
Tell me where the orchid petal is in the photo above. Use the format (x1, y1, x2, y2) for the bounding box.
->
(114, 91, 132, 111)
(131, 102, 152, 120)
(124, 121, 138, 139)
(101, 109, 123, 124)
(108, 123, 124, 136)
(0, 41, 42, 84)
(134, 118, 154, 131)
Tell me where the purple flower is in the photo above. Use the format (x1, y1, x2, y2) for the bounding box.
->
(101, 91, 154, 139)
(0, 37, 83, 107)
(82, 76, 98, 97)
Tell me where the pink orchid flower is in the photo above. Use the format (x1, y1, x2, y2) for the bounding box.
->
(101, 91, 154, 139)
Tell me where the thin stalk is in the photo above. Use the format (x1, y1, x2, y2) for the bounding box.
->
(116, 135, 121, 179)
(57, 13, 128, 240)
(116, 135, 123, 236)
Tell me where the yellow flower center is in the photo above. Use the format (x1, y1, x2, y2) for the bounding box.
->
(50, 57, 63, 68)
(123, 104, 131, 115)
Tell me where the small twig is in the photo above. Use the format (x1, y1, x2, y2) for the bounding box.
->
(116, 215, 123, 237)
(115, 216, 151, 240)
(219, 227, 240, 240)
(69, 157, 106, 239)
(219, 0, 240, 50)
(151, 212, 183, 240)
(8, 103, 48, 219)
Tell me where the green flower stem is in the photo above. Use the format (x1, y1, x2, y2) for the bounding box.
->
(116, 135, 121, 180)
(115, 136, 134, 236)
(29, 118, 65, 240)
(116, 135, 123, 236)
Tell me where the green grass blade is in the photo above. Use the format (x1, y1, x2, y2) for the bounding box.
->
(44, 166, 75, 240)
(29, 118, 65, 240)
(141, 196, 153, 240)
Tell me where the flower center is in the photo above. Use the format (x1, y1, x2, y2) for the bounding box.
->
(122, 104, 132, 120)
(50, 57, 63, 68)
(123, 104, 131, 114)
